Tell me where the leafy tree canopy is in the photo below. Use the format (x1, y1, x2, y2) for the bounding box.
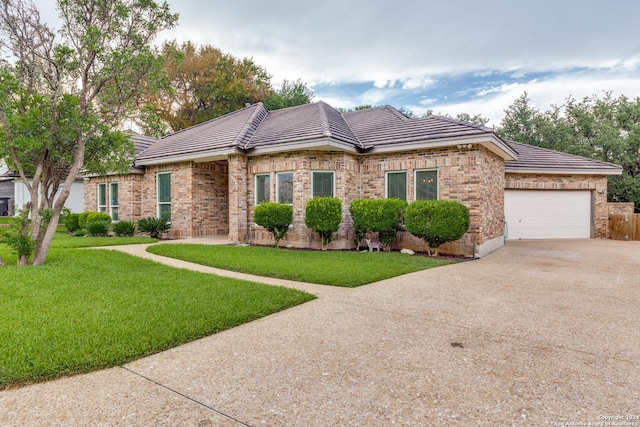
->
(497, 92, 640, 211)
(263, 78, 314, 111)
(0, 0, 178, 265)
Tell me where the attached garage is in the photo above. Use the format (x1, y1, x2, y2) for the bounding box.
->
(504, 189, 592, 240)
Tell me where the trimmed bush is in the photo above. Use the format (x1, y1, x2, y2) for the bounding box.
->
(404, 200, 470, 256)
(78, 212, 112, 229)
(137, 217, 171, 239)
(112, 220, 136, 237)
(253, 202, 293, 247)
(84, 219, 111, 237)
(349, 198, 408, 250)
(64, 213, 81, 232)
(305, 197, 342, 249)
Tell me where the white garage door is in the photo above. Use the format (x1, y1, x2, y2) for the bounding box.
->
(504, 190, 592, 240)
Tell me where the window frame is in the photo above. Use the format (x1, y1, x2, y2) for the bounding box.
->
(414, 169, 439, 200)
(276, 171, 294, 204)
(109, 182, 119, 221)
(385, 171, 407, 200)
(311, 170, 335, 198)
(156, 172, 172, 222)
(97, 183, 107, 213)
(255, 173, 271, 205)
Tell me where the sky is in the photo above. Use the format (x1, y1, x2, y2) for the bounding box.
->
(33, 0, 640, 125)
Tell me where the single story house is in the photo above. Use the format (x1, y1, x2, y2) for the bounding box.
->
(84, 102, 622, 257)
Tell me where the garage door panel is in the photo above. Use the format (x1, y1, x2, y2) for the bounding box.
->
(505, 190, 592, 240)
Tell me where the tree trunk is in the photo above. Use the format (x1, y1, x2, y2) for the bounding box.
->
(18, 254, 28, 266)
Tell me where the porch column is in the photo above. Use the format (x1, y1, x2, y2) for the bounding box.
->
(228, 154, 249, 243)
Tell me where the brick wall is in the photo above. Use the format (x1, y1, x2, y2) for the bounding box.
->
(83, 174, 143, 220)
(505, 173, 609, 238)
(608, 202, 635, 216)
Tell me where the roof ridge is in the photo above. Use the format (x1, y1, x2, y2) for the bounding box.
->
(505, 140, 623, 168)
(235, 103, 268, 149)
(317, 101, 332, 137)
(383, 105, 412, 121)
(428, 114, 493, 132)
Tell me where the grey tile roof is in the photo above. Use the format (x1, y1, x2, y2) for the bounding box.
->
(244, 101, 362, 149)
(130, 134, 158, 155)
(344, 106, 495, 148)
(505, 140, 622, 175)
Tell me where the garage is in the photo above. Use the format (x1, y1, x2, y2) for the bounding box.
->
(504, 190, 593, 240)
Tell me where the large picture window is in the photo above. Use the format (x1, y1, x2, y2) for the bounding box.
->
(415, 170, 438, 200)
(277, 172, 293, 204)
(386, 171, 407, 200)
(255, 174, 270, 204)
(312, 171, 334, 197)
(97, 183, 107, 213)
(109, 182, 119, 221)
(157, 172, 171, 221)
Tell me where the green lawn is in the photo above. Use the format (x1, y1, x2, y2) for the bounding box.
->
(147, 244, 454, 287)
(51, 232, 157, 248)
(0, 244, 314, 389)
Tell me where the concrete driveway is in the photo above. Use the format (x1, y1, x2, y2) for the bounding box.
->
(1, 239, 639, 426)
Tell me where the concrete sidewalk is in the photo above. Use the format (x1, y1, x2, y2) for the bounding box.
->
(1, 239, 639, 426)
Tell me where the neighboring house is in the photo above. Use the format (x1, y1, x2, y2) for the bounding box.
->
(0, 165, 85, 216)
(84, 102, 622, 257)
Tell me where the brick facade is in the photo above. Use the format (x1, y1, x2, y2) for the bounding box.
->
(505, 173, 609, 238)
(608, 202, 635, 216)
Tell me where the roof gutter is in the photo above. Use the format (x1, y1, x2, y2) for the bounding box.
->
(505, 167, 623, 176)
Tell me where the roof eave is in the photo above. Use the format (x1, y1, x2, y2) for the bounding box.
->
(247, 138, 360, 156)
(505, 167, 623, 176)
(366, 134, 518, 161)
(136, 147, 245, 166)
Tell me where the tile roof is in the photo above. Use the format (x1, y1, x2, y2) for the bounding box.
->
(505, 140, 622, 175)
(130, 134, 158, 155)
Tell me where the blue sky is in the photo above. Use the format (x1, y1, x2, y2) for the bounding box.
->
(33, 0, 640, 125)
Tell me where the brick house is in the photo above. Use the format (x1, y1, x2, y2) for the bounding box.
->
(84, 102, 622, 257)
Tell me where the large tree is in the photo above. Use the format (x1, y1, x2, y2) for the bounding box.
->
(142, 40, 273, 132)
(263, 78, 314, 111)
(0, 0, 178, 265)
(497, 92, 640, 211)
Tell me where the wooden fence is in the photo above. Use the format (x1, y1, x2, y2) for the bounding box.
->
(609, 214, 640, 241)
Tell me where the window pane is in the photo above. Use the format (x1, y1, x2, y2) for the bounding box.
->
(157, 173, 171, 203)
(98, 184, 106, 207)
(110, 183, 118, 206)
(416, 170, 438, 200)
(110, 207, 119, 221)
(387, 172, 407, 200)
(158, 204, 171, 222)
(312, 172, 334, 197)
(256, 174, 270, 204)
(277, 172, 293, 204)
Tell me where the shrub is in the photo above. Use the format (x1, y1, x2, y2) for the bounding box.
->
(74, 229, 86, 237)
(349, 198, 407, 250)
(404, 200, 470, 256)
(64, 213, 81, 232)
(112, 220, 136, 237)
(78, 212, 111, 228)
(137, 217, 171, 239)
(253, 202, 293, 247)
(84, 219, 111, 237)
(305, 197, 342, 249)
(0, 209, 35, 265)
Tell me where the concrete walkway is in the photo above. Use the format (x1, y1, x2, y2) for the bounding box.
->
(1, 239, 639, 426)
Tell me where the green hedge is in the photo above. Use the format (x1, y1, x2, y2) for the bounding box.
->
(305, 197, 342, 249)
(253, 202, 293, 247)
(349, 198, 407, 249)
(404, 200, 470, 256)
(78, 212, 112, 228)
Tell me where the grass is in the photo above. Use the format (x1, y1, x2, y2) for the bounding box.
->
(50, 232, 157, 248)
(147, 244, 454, 287)
(0, 247, 315, 389)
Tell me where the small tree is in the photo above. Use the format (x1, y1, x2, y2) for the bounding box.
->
(404, 200, 470, 256)
(305, 197, 342, 250)
(253, 202, 293, 247)
(0, 208, 36, 266)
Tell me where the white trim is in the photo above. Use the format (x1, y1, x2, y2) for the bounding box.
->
(505, 167, 622, 176)
(311, 170, 335, 198)
(276, 171, 293, 204)
(414, 169, 439, 200)
(385, 171, 407, 200)
(97, 183, 107, 213)
(109, 182, 119, 221)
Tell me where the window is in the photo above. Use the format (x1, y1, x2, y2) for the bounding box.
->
(415, 170, 438, 200)
(157, 172, 171, 221)
(312, 171, 334, 197)
(386, 171, 407, 200)
(109, 182, 119, 221)
(97, 183, 107, 213)
(276, 172, 293, 204)
(255, 174, 270, 204)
